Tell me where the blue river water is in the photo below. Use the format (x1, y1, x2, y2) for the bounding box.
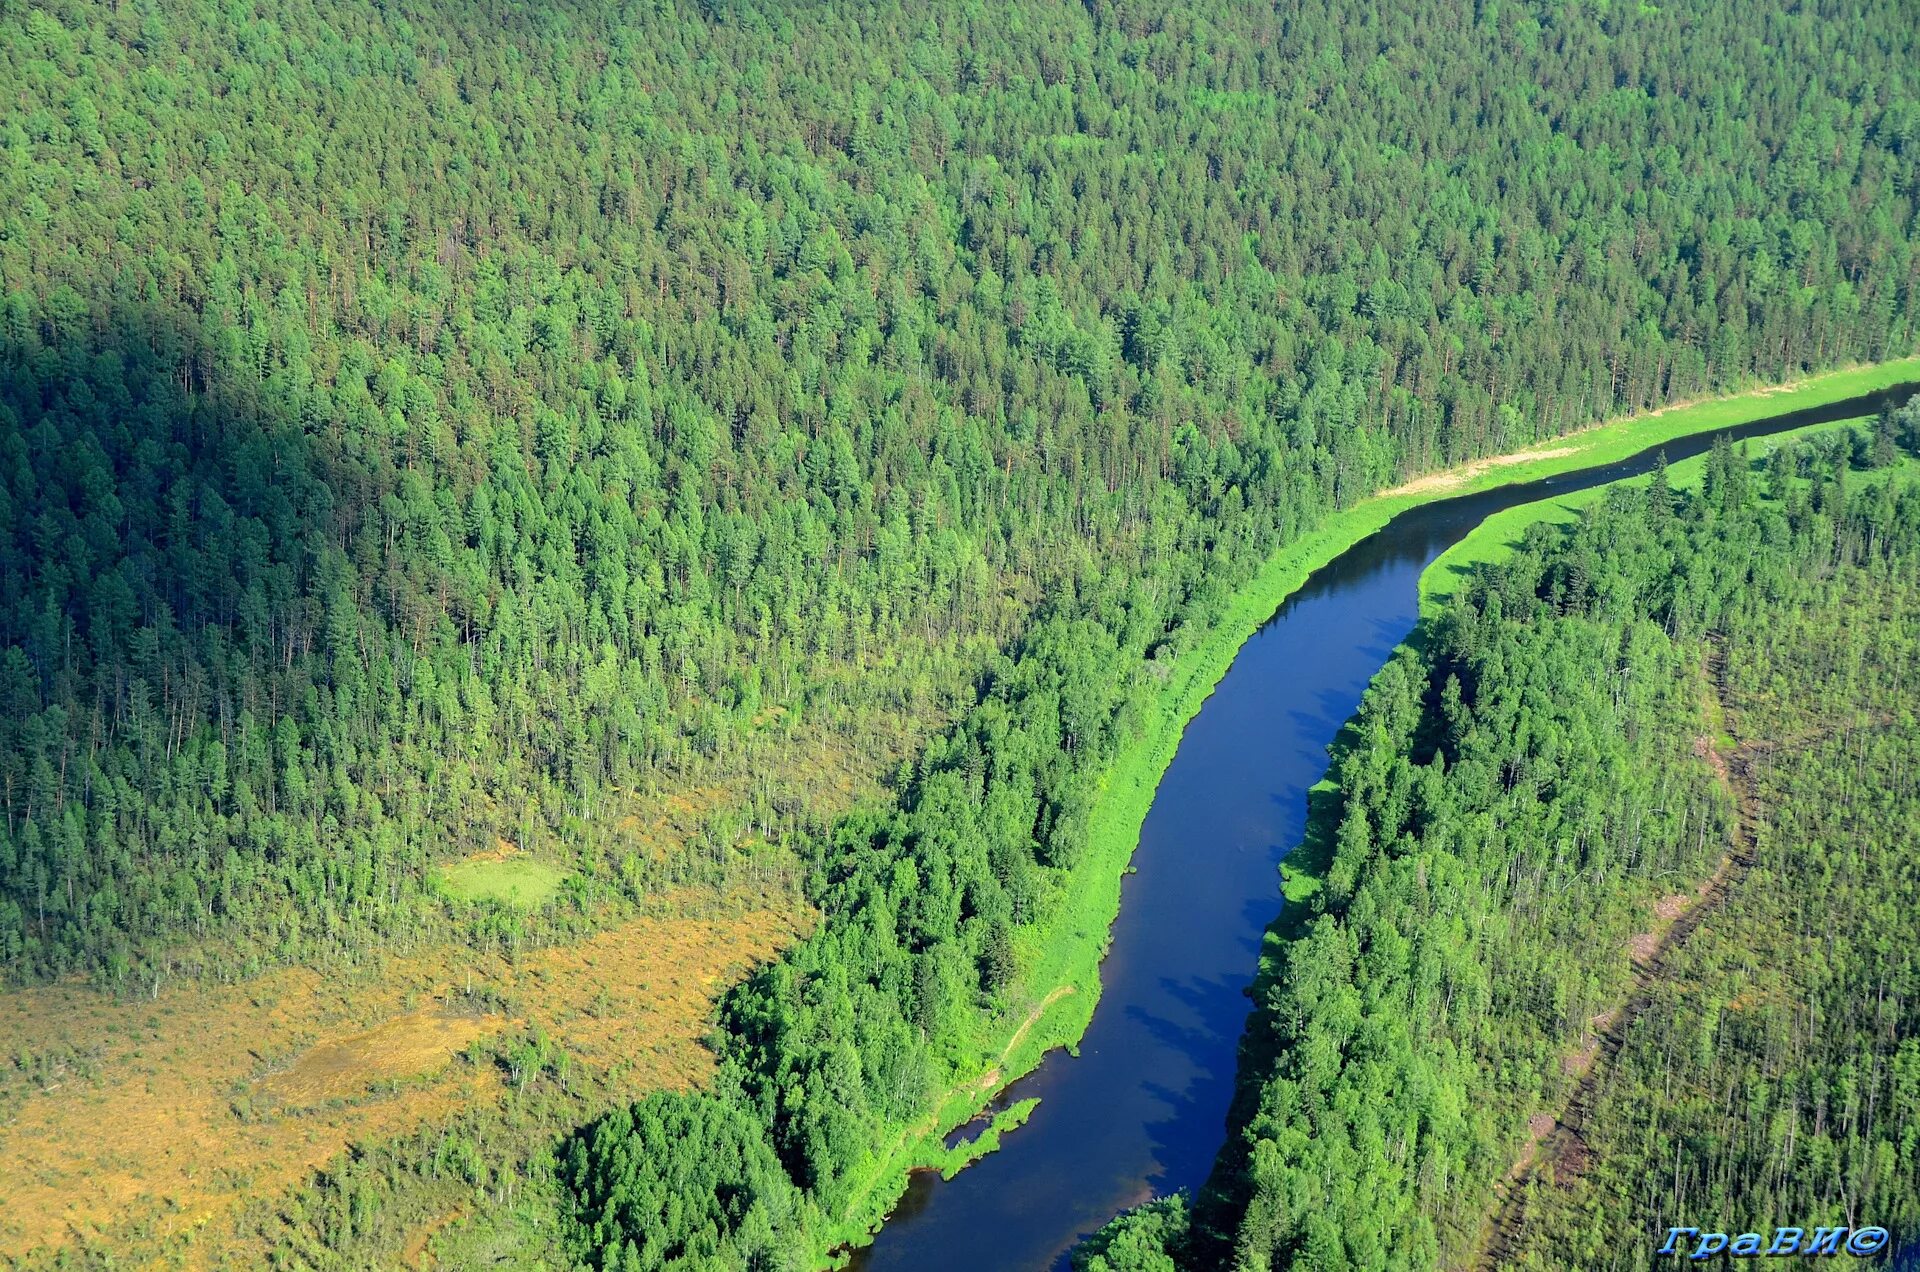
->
(849, 383, 1919, 1271)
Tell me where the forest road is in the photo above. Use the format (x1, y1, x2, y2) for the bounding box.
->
(1474, 640, 1761, 1270)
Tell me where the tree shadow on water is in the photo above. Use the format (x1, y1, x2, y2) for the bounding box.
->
(1121, 968, 1271, 1204)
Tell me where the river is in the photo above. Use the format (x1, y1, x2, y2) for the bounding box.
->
(848, 383, 1918, 1272)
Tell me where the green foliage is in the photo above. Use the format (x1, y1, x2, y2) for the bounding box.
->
(1207, 544, 1724, 1268)
(3, 0, 1918, 1261)
(562, 1093, 806, 1272)
(1504, 434, 1920, 1268)
(3, 0, 1916, 990)
(229, 1100, 574, 1269)
(1073, 1193, 1192, 1272)
(438, 858, 569, 910)
(1145, 418, 1920, 1268)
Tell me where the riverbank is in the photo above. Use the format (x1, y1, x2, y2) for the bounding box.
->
(1193, 394, 1920, 1271)
(821, 357, 1920, 1263)
(1418, 404, 1904, 616)
(1194, 394, 1920, 1268)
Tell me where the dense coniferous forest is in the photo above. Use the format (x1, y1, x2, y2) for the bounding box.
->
(4, 0, 1919, 1262)
(5, 0, 1917, 985)
(1081, 406, 1920, 1270)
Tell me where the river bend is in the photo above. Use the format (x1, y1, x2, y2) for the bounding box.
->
(851, 384, 1918, 1271)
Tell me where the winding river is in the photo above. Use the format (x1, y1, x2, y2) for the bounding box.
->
(850, 383, 1919, 1272)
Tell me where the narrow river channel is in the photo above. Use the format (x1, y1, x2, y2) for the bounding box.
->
(848, 382, 1919, 1272)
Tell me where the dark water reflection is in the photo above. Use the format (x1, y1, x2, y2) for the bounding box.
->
(849, 385, 1917, 1271)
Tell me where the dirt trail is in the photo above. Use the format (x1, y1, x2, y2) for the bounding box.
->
(1473, 647, 1759, 1269)
(1383, 446, 1581, 498)
(1002, 985, 1075, 1065)
(965, 984, 1076, 1098)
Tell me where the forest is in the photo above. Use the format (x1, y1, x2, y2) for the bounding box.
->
(6, 0, 1917, 984)
(1501, 428, 1920, 1267)
(3, 0, 1918, 1263)
(1078, 404, 1920, 1269)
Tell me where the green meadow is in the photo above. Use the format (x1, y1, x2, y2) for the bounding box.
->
(437, 859, 569, 909)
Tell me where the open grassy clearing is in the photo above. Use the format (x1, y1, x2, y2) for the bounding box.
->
(0, 695, 927, 1266)
(437, 856, 570, 909)
(0, 886, 808, 1265)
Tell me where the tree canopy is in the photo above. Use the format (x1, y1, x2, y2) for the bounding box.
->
(1100, 411, 1920, 1269)
(4, 0, 1914, 986)
(2, 0, 1917, 1262)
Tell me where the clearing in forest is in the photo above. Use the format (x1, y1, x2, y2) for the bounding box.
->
(0, 890, 807, 1264)
(0, 710, 918, 1267)
(436, 850, 570, 909)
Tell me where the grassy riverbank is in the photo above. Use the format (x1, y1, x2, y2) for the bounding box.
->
(1189, 387, 1920, 1265)
(1419, 411, 1886, 615)
(1189, 394, 1920, 1270)
(823, 358, 1920, 1260)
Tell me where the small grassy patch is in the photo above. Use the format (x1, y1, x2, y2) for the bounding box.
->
(437, 859, 569, 909)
